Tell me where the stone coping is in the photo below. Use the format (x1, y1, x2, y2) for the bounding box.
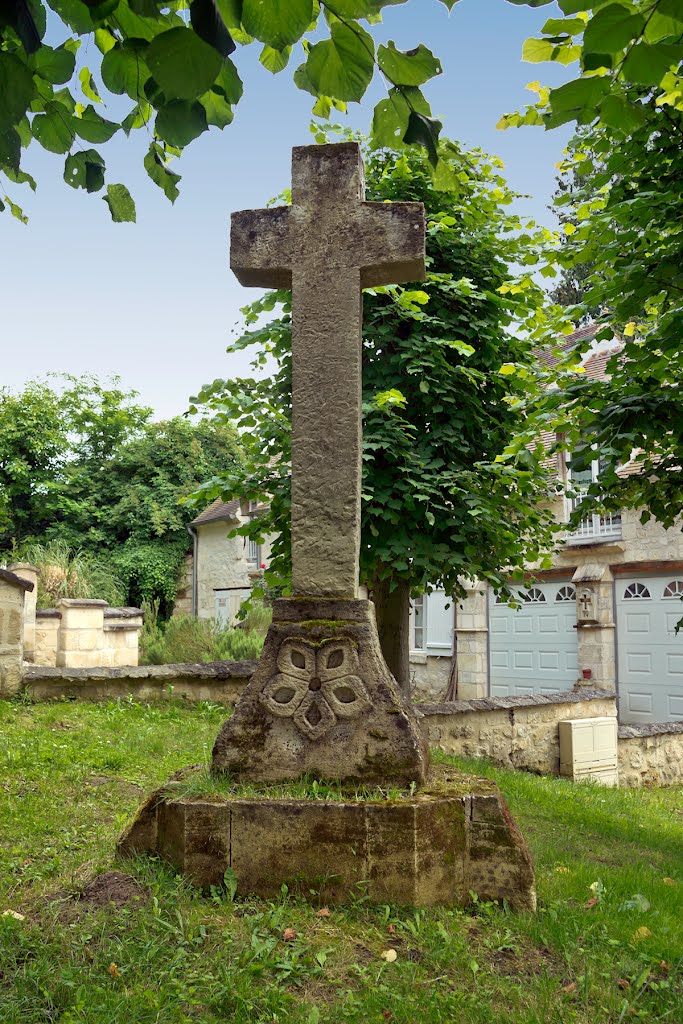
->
(0, 567, 34, 592)
(619, 721, 683, 739)
(415, 688, 614, 717)
(36, 608, 62, 619)
(104, 607, 143, 619)
(56, 598, 108, 607)
(24, 660, 260, 681)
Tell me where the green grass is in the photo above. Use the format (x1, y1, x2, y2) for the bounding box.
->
(0, 698, 682, 1023)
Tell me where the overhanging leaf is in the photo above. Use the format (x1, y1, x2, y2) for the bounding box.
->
(0, 53, 35, 128)
(403, 109, 442, 167)
(155, 99, 208, 146)
(101, 41, 151, 100)
(200, 89, 234, 127)
(377, 41, 442, 87)
(260, 44, 292, 74)
(144, 142, 181, 201)
(242, 0, 313, 49)
(621, 42, 680, 86)
(73, 104, 119, 143)
(306, 21, 374, 102)
(214, 59, 243, 103)
(103, 183, 136, 222)
(146, 27, 222, 101)
(190, 0, 236, 56)
(64, 148, 105, 192)
(30, 45, 76, 85)
(371, 86, 430, 149)
(32, 110, 74, 154)
(583, 4, 645, 57)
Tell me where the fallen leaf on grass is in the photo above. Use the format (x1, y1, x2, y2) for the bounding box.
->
(660, 961, 670, 972)
(382, 1012, 393, 1021)
(583, 897, 599, 909)
(315, 907, 331, 918)
(617, 979, 631, 990)
(283, 928, 297, 942)
(662, 877, 676, 886)
(562, 981, 577, 994)
(631, 927, 652, 942)
(2, 910, 25, 921)
(387, 924, 396, 935)
(381, 949, 398, 963)
(555, 866, 570, 874)
(108, 963, 120, 979)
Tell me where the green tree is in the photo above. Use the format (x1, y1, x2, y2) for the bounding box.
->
(190, 135, 557, 691)
(503, 1, 683, 528)
(0, 381, 66, 546)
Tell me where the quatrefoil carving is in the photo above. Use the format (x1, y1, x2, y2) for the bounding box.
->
(259, 638, 372, 741)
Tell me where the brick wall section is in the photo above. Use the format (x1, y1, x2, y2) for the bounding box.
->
(618, 722, 683, 787)
(416, 690, 617, 776)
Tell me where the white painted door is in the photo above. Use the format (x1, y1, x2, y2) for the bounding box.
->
(489, 583, 578, 697)
(616, 576, 683, 724)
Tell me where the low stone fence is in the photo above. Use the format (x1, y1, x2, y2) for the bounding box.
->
(34, 601, 143, 668)
(23, 660, 257, 705)
(618, 722, 683, 787)
(416, 690, 618, 776)
(16, 663, 683, 789)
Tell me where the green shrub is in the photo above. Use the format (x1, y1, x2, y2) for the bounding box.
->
(111, 541, 185, 617)
(139, 612, 264, 666)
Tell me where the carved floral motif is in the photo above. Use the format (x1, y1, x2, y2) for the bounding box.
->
(259, 637, 372, 741)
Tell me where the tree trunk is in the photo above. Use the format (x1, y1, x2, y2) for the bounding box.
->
(371, 572, 411, 699)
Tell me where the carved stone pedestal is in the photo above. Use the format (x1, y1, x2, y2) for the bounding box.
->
(117, 764, 536, 912)
(211, 598, 428, 786)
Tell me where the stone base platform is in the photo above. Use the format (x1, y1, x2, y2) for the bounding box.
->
(117, 765, 536, 911)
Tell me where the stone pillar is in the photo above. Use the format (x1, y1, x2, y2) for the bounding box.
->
(56, 599, 107, 668)
(572, 564, 616, 692)
(104, 607, 143, 667)
(0, 569, 32, 696)
(455, 581, 489, 700)
(9, 562, 38, 663)
(34, 609, 60, 667)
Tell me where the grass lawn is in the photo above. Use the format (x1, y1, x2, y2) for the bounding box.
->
(0, 698, 681, 1023)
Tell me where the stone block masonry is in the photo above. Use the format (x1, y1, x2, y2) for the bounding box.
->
(618, 722, 683, 787)
(0, 567, 33, 696)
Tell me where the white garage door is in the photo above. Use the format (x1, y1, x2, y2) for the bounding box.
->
(616, 576, 683, 724)
(489, 583, 578, 698)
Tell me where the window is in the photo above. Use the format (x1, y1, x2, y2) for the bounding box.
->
(663, 580, 683, 599)
(624, 582, 651, 600)
(566, 453, 621, 540)
(556, 585, 576, 603)
(412, 595, 426, 650)
(522, 587, 546, 603)
(247, 536, 260, 564)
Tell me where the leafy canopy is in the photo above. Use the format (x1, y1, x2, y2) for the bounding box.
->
(189, 131, 557, 600)
(0, 0, 455, 222)
(501, 2, 683, 529)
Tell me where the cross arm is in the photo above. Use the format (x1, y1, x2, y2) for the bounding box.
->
(230, 206, 292, 288)
(359, 202, 426, 289)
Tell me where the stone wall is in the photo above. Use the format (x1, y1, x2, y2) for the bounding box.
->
(618, 723, 683, 787)
(24, 661, 256, 705)
(417, 690, 618, 776)
(33, 601, 142, 668)
(0, 569, 31, 696)
(173, 554, 194, 617)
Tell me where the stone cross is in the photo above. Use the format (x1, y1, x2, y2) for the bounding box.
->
(231, 143, 425, 598)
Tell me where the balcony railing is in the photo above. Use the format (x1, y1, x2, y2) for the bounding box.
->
(566, 489, 622, 541)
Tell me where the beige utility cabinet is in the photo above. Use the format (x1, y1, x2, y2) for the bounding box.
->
(559, 717, 619, 786)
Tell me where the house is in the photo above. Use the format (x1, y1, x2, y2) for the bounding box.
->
(180, 498, 272, 623)
(413, 326, 683, 725)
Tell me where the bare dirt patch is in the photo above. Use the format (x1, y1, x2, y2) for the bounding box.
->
(56, 871, 148, 922)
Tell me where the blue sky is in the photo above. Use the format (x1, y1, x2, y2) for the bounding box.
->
(2, 0, 571, 419)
